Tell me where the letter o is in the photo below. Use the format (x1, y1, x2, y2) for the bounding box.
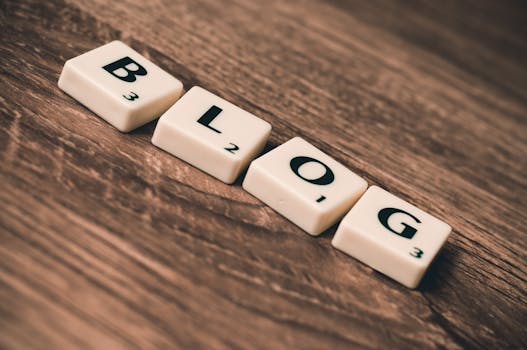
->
(289, 156, 334, 185)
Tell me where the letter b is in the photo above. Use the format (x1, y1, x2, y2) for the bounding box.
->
(103, 56, 147, 82)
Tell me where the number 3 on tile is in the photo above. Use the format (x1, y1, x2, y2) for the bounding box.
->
(123, 91, 139, 101)
(410, 247, 423, 258)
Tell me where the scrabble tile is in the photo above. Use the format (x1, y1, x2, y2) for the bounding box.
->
(243, 137, 367, 235)
(152, 86, 272, 183)
(332, 186, 451, 288)
(58, 41, 183, 132)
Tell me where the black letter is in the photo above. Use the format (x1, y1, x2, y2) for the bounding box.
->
(198, 105, 223, 133)
(378, 207, 421, 239)
(103, 57, 147, 82)
(290, 156, 334, 185)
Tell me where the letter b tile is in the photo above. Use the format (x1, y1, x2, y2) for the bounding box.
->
(332, 186, 451, 288)
(152, 86, 272, 183)
(58, 41, 183, 132)
(243, 137, 367, 235)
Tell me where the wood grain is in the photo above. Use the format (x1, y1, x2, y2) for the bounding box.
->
(1, 0, 526, 349)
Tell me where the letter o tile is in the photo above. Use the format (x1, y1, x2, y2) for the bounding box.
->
(243, 137, 367, 235)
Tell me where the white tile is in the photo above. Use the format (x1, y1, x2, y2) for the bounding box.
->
(243, 137, 367, 235)
(152, 86, 272, 184)
(58, 41, 183, 132)
(332, 186, 451, 288)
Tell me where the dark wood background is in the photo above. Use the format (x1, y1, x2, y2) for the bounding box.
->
(1, 0, 526, 349)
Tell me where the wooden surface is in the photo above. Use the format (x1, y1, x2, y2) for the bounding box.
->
(1, 0, 526, 349)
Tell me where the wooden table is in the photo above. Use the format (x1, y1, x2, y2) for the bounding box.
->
(1, 0, 526, 348)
